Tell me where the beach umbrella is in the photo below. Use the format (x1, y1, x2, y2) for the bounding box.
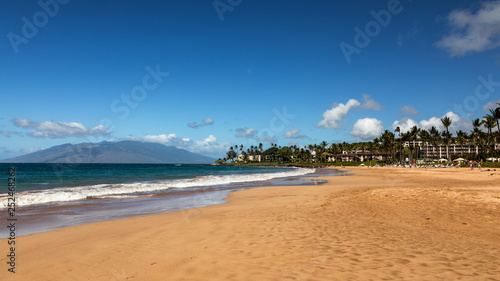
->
(486, 157, 496, 162)
(453, 158, 465, 162)
(438, 158, 448, 163)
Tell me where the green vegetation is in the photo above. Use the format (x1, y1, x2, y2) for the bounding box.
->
(216, 105, 500, 166)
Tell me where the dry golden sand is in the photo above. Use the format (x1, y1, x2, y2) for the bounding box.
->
(1, 167, 500, 280)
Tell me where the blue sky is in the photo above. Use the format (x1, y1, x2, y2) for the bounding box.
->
(1, 0, 500, 159)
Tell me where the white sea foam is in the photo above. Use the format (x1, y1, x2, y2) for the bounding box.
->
(1, 168, 315, 207)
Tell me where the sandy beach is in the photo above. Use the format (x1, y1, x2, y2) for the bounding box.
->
(1, 167, 499, 280)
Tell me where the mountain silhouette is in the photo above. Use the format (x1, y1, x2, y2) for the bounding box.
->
(1, 141, 215, 164)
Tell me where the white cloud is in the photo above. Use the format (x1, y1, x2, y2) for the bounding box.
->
(124, 134, 228, 157)
(317, 99, 360, 129)
(452, 116, 473, 132)
(235, 127, 256, 138)
(421, 111, 472, 133)
(359, 94, 384, 110)
(12, 118, 111, 139)
(436, 1, 500, 56)
(350, 118, 384, 141)
(203, 134, 216, 143)
(188, 117, 214, 129)
(483, 99, 500, 112)
(283, 128, 307, 139)
(393, 111, 472, 134)
(392, 117, 419, 133)
(419, 117, 443, 131)
(399, 105, 420, 116)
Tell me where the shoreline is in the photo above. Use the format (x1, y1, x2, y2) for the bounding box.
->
(0, 167, 333, 238)
(1, 167, 499, 280)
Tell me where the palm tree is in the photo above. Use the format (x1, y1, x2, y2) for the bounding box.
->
(395, 126, 402, 164)
(472, 118, 482, 130)
(483, 114, 496, 157)
(399, 132, 410, 163)
(367, 140, 375, 154)
(456, 130, 468, 156)
(380, 130, 395, 163)
(428, 126, 440, 160)
(440, 116, 452, 163)
(226, 146, 237, 163)
(418, 129, 430, 162)
(314, 144, 322, 163)
(320, 141, 328, 148)
(471, 118, 483, 160)
(489, 108, 500, 157)
(307, 144, 314, 162)
(490, 107, 500, 133)
(319, 141, 329, 162)
(328, 143, 340, 155)
(409, 126, 419, 164)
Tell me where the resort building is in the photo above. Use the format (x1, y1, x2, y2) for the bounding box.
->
(325, 139, 499, 163)
(236, 154, 262, 162)
(327, 151, 390, 162)
(401, 139, 499, 160)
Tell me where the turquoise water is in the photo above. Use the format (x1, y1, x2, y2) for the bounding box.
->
(0, 163, 315, 206)
(1, 163, 299, 190)
(0, 163, 334, 237)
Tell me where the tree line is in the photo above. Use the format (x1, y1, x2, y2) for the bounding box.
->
(217, 105, 500, 164)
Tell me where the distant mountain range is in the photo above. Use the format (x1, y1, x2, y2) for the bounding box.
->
(1, 141, 215, 164)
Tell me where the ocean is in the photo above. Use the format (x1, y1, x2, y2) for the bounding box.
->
(0, 163, 339, 237)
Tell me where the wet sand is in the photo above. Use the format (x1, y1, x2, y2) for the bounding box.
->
(1, 167, 499, 280)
